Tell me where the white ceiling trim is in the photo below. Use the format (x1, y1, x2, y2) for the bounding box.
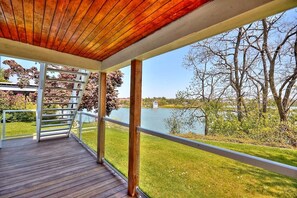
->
(0, 38, 101, 71)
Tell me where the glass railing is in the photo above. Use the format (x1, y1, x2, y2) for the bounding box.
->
(105, 122, 129, 177)
(71, 112, 129, 178)
(1, 110, 36, 140)
(72, 112, 98, 152)
(69, 111, 297, 197)
(138, 132, 297, 197)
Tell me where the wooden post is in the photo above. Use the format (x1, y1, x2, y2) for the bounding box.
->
(128, 59, 142, 196)
(97, 72, 107, 164)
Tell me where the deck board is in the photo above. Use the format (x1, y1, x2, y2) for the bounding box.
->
(0, 137, 130, 198)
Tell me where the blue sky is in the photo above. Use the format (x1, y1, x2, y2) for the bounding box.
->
(118, 46, 193, 98)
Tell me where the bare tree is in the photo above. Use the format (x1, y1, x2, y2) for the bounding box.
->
(260, 15, 297, 122)
(167, 52, 228, 135)
(191, 26, 258, 122)
(245, 22, 270, 117)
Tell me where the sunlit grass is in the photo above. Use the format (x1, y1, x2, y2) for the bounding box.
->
(81, 126, 297, 198)
(4, 122, 36, 138)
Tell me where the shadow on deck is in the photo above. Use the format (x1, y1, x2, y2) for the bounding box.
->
(0, 137, 130, 198)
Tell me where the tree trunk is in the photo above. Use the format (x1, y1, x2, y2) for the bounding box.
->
(236, 93, 243, 122)
(270, 74, 288, 122)
(204, 114, 208, 136)
(255, 84, 262, 119)
(279, 110, 288, 122)
(262, 88, 268, 114)
(261, 50, 269, 114)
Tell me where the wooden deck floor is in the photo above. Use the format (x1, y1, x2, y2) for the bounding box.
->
(0, 137, 129, 198)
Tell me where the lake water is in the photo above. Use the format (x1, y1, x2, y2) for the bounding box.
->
(109, 108, 205, 135)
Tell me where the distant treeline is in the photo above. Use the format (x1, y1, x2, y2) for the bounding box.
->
(119, 97, 195, 108)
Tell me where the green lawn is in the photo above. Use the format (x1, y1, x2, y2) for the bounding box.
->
(3, 122, 297, 197)
(2, 120, 96, 139)
(3, 121, 36, 138)
(81, 126, 297, 198)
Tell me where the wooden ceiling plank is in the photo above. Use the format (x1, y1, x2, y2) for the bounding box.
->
(23, 0, 34, 44)
(79, 0, 144, 57)
(99, 0, 207, 60)
(0, 0, 19, 40)
(57, 0, 95, 51)
(88, 0, 173, 59)
(86, 0, 169, 60)
(33, 0, 46, 45)
(61, 0, 106, 53)
(11, 0, 26, 43)
(92, 0, 188, 60)
(51, 0, 82, 51)
(46, 0, 70, 48)
(74, 0, 134, 56)
(0, 2, 11, 38)
(40, 0, 57, 47)
(68, 0, 118, 55)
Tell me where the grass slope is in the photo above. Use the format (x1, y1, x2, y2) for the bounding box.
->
(3, 122, 36, 138)
(81, 127, 297, 198)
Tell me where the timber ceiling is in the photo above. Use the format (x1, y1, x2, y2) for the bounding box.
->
(0, 0, 209, 61)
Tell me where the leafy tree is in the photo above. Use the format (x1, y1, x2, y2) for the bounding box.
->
(2, 60, 123, 115)
(0, 68, 7, 82)
(0, 91, 13, 114)
(80, 71, 123, 115)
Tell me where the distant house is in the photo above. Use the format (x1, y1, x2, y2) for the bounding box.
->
(153, 101, 158, 109)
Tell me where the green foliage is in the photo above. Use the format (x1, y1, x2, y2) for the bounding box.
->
(14, 112, 36, 122)
(0, 68, 8, 82)
(0, 91, 37, 122)
(166, 99, 297, 147)
(4, 112, 36, 122)
(0, 91, 12, 114)
(208, 112, 242, 136)
(165, 113, 182, 134)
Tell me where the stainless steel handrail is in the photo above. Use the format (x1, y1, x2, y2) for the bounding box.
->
(137, 127, 297, 179)
(103, 117, 130, 127)
(78, 111, 98, 118)
(73, 114, 297, 179)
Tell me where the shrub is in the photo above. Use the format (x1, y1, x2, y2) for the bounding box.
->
(14, 112, 36, 122)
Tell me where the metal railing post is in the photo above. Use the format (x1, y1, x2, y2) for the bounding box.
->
(36, 63, 46, 142)
(2, 110, 6, 141)
(79, 111, 82, 141)
(0, 110, 5, 148)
